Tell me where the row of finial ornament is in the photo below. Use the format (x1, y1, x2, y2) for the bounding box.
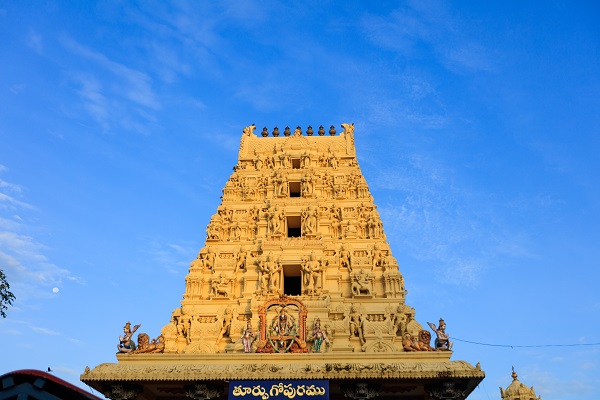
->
(257, 125, 338, 137)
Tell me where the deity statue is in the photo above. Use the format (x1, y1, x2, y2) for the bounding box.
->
(269, 306, 297, 352)
(348, 305, 365, 346)
(393, 305, 407, 336)
(371, 243, 384, 270)
(247, 206, 259, 239)
(351, 269, 373, 296)
(206, 220, 220, 240)
(231, 222, 241, 241)
(339, 244, 352, 271)
(233, 246, 248, 273)
(310, 318, 328, 352)
(301, 152, 311, 168)
(267, 206, 285, 236)
(330, 206, 342, 239)
(203, 246, 217, 272)
(301, 253, 322, 295)
(211, 273, 230, 298)
(258, 254, 281, 295)
(427, 318, 453, 351)
(117, 322, 141, 353)
(302, 206, 318, 236)
(301, 174, 314, 196)
(216, 306, 234, 344)
(241, 320, 255, 353)
(327, 148, 338, 169)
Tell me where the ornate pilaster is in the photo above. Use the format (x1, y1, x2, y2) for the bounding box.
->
(101, 383, 142, 400)
(185, 384, 223, 400)
(341, 382, 380, 400)
(425, 382, 467, 400)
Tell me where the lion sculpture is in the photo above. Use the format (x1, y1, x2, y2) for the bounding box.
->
(134, 333, 165, 353)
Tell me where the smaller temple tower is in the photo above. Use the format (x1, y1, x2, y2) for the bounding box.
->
(500, 369, 541, 400)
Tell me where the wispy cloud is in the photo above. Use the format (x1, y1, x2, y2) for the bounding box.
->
(361, 1, 493, 74)
(62, 37, 160, 110)
(4, 319, 61, 336)
(26, 28, 43, 54)
(373, 152, 535, 286)
(31, 325, 60, 336)
(60, 36, 161, 134)
(147, 240, 196, 274)
(0, 168, 83, 303)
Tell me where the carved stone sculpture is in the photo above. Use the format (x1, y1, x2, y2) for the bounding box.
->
(301, 205, 318, 236)
(258, 254, 281, 295)
(351, 269, 373, 296)
(339, 244, 352, 271)
(211, 273, 230, 298)
(233, 246, 247, 273)
(216, 306, 234, 345)
(348, 305, 366, 346)
(301, 253, 323, 295)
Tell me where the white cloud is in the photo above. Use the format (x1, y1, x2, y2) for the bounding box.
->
(0, 172, 83, 303)
(60, 36, 162, 133)
(31, 325, 60, 336)
(26, 28, 43, 53)
(62, 37, 160, 110)
(361, 1, 493, 75)
(373, 151, 536, 286)
(147, 240, 197, 275)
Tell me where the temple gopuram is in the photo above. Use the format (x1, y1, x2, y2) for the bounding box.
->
(81, 124, 485, 400)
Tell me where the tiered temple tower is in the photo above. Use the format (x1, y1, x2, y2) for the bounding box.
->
(82, 124, 484, 400)
(500, 369, 541, 400)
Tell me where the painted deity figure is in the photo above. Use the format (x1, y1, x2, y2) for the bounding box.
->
(269, 307, 298, 352)
(118, 322, 141, 353)
(311, 318, 328, 352)
(427, 318, 453, 351)
(241, 321, 255, 353)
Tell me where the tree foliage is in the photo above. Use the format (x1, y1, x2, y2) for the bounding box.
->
(0, 269, 16, 318)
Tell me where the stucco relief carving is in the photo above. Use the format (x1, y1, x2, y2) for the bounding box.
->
(301, 253, 323, 296)
(351, 269, 373, 297)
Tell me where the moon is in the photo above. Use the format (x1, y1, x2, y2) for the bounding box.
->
(52, 287, 59, 293)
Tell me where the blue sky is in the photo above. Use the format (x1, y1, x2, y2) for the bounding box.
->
(1, 1, 599, 399)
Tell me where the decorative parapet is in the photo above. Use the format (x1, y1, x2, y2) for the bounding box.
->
(82, 353, 483, 383)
